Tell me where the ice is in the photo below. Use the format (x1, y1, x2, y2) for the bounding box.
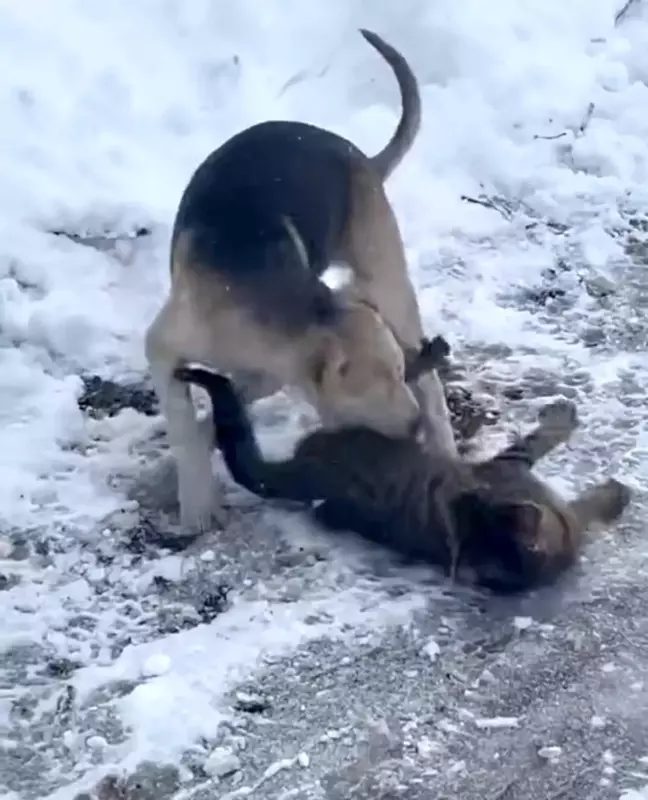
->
(1, 0, 648, 796)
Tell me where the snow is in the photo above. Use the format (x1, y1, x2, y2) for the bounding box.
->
(69, 587, 424, 771)
(621, 787, 648, 800)
(2, 0, 648, 797)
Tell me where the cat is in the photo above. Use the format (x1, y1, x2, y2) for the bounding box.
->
(175, 359, 631, 593)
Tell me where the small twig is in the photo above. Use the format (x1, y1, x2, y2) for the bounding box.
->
(577, 102, 596, 137)
(460, 194, 513, 222)
(533, 132, 568, 141)
(488, 777, 519, 800)
(534, 3, 636, 150)
(615, 0, 641, 26)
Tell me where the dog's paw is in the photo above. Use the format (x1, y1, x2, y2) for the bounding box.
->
(537, 398, 578, 430)
(180, 503, 228, 535)
(178, 476, 227, 534)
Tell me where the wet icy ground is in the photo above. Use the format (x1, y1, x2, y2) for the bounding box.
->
(3, 1, 648, 798)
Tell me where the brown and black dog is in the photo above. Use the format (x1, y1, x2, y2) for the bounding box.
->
(175, 358, 631, 593)
(145, 29, 456, 537)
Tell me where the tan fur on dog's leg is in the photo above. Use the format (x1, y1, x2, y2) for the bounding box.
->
(414, 371, 456, 455)
(145, 301, 225, 534)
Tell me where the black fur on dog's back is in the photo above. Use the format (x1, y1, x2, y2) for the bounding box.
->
(175, 366, 631, 593)
(172, 120, 354, 333)
(171, 28, 422, 337)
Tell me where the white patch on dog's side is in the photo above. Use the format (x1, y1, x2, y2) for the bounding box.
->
(320, 264, 354, 291)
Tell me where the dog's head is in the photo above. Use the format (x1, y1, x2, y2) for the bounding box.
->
(305, 302, 425, 438)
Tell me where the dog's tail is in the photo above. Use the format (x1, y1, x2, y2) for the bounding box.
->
(360, 29, 422, 182)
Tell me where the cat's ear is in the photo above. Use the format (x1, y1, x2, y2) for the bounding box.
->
(498, 502, 543, 539)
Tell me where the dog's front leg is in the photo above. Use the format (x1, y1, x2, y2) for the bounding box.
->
(153, 360, 225, 533)
(145, 311, 225, 535)
(413, 371, 457, 457)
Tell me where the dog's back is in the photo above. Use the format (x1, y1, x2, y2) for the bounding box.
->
(171, 121, 355, 333)
(174, 121, 355, 276)
(171, 28, 421, 336)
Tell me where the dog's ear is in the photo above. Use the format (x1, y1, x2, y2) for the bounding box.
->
(404, 335, 451, 383)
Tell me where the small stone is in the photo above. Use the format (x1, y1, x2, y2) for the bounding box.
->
(199, 550, 216, 563)
(590, 715, 606, 729)
(140, 654, 171, 678)
(422, 639, 440, 662)
(204, 747, 241, 779)
(230, 735, 247, 752)
(279, 578, 303, 602)
(417, 737, 440, 758)
(581, 326, 605, 348)
(86, 735, 107, 750)
(234, 691, 269, 713)
(585, 275, 615, 298)
(538, 745, 562, 761)
(297, 752, 310, 768)
(62, 730, 77, 749)
(513, 616, 533, 631)
(473, 717, 520, 730)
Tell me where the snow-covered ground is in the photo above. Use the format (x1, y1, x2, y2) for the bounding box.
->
(2, 1, 648, 798)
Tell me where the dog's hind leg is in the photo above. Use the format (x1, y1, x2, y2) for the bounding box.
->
(145, 300, 225, 535)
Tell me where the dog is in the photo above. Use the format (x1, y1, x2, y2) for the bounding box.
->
(175, 362, 632, 593)
(145, 28, 456, 535)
